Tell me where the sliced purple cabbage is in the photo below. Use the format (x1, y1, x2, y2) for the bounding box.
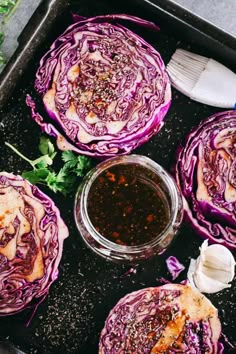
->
(26, 14, 171, 157)
(166, 255, 185, 280)
(174, 110, 236, 249)
(0, 172, 68, 315)
(99, 284, 221, 353)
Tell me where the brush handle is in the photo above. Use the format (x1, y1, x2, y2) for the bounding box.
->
(190, 59, 236, 108)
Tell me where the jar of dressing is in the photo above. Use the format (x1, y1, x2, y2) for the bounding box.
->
(74, 155, 183, 263)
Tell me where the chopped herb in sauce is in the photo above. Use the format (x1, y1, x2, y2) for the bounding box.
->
(87, 163, 170, 246)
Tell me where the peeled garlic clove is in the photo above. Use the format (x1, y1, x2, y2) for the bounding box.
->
(203, 244, 235, 273)
(187, 258, 197, 289)
(187, 240, 236, 294)
(201, 264, 233, 284)
(193, 268, 231, 294)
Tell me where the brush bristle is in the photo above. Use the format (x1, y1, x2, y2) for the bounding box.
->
(166, 49, 209, 91)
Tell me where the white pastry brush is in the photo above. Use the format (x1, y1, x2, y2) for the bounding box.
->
(166, 48, 236, 108)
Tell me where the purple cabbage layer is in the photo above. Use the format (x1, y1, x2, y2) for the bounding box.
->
(0, 172, 68, 315)
(174, 110, 236, 249)
(26, 14, 171, 157)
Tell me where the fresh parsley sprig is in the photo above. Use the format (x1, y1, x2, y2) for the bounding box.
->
(5, 136, 92, 195)
(0, 0, 17, 14)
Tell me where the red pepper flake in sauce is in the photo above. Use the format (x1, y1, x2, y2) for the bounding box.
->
(118, 175, 126, 185)
(87, 163, 170, 246)
(112, 231, 120, 238)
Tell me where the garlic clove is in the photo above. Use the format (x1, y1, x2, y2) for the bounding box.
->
(187, 258, 197, 289)
(203, 244, 235, 273)
(201, 265, 233, 284)
(197, 250, 234, 284)
(187, 240, 235, 294)
(194, 268, 231, 294)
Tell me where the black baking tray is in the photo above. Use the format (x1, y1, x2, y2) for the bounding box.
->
(0, 0, 235, 353)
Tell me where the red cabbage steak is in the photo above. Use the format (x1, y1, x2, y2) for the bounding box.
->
(0, 172, 68, 315)
(174, 110, 236, 249)
(99, 284, 221, 353)
(26, 14, 171, 157)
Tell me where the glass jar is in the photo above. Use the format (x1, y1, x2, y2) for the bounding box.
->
(74, 155, 183, 263)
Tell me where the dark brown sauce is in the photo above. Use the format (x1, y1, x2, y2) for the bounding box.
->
(87, 163, 170, 246)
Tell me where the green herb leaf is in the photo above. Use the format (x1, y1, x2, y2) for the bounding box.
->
(33, 154, 54, 168)
(5, 137, 93, 195)
(0, 0, 17, 14)
(39, 136, 56, 158)
(45, 171, 64, 193)
(22, 168, 50, 185)
(0, 51, 5, 66)
(5, 142, 55, 169)
(0, 32, 4, 46)
(0, 33, 5, 66)
(74, 156, 92, 177)
(61, 150, 77, 165)
(46, 167, 77, 195)
(62, 150, 92, 176)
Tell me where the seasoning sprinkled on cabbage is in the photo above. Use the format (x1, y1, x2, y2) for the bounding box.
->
(26, 14, 171, 157)
(174, 110, 236, 249)
(0, 172, 68, 315)
(99, 284, 221, 353)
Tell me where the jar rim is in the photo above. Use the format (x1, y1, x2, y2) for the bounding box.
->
(74, 154, 182, 255)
